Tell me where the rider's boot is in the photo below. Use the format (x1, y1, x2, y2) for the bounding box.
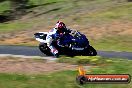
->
(49, 46, 59, 57)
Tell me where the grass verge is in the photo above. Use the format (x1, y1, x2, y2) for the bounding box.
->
(90, 35, 132, 52)
(0, 57, 131, 88)
(57, 56, 109, 65)
(0, 1, 10, 13)
(0, 21, 33, 33)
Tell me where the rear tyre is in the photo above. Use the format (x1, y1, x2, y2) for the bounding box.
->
(39, 43, 52, 56)
(88, 45, 97, 56)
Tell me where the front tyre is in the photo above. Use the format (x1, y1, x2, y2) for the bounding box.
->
(39, 43, 52, 56)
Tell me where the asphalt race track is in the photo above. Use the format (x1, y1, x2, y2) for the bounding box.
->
(0, 45, 132, 59)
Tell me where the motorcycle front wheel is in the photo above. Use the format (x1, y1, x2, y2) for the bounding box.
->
(39, 43, 52, 56)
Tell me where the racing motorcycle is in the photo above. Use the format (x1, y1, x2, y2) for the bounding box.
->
(34, 30, 97, 57)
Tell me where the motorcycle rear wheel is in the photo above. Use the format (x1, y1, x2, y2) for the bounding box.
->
(83, 45, 97, 56)
(88, 45, 97, 56)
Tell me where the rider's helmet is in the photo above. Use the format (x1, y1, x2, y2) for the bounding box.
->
(55, 21, 66, 32)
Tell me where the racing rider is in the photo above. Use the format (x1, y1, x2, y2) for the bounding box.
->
(46, 21, 71, 57)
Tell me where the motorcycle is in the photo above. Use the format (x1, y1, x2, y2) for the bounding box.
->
(34, 30, 97, 57)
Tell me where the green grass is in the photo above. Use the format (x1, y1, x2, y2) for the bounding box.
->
(0, 0, 65, 33)
(0, 0, 131, 29)
(57, 56, 109, 65)
(0, 71, 77, 88)
(90, 35, 132, 52)
(77, 1, 132, 24)
(90, 58, 132, 74)
(0, 57, 131, 88)
(0, 22, 33, 33)
(29, 0, 65, 5)
(0, 0, 131, 32)
(88, 2, 132, 21)
(0, 1, 10, 13)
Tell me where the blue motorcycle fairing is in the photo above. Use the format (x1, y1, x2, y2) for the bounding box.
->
(57, 32, 89, 48)
(57, 33, 74, 46)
